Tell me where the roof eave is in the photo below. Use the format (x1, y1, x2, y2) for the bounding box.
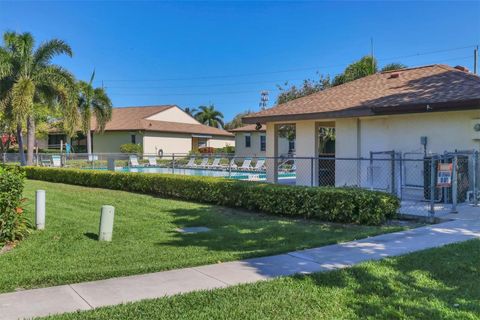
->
(243, 99, 480, 124)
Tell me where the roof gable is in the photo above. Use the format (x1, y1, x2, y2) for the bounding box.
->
(91, 105, 233, 137)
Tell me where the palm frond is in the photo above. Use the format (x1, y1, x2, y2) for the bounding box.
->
(33, 39, 73, 69)
(91, 87, 112, 132)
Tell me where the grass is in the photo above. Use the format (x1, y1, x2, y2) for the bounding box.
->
(40, 239, 480, 320)
(0, 180, 402, 293)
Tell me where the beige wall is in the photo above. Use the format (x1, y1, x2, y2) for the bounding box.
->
(93, 131, 140, 153)
(146, 106, 199, 124)
(208, 136, 235, 149)
(234, 131, 289, 158)
(143, 132, 234, 155)
(265, 109, 480, 187)
(335, 109, 480, 189)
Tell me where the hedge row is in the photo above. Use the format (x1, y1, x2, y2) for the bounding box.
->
(24, 167, 400, 225)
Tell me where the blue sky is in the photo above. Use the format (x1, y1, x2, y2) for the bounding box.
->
(1, 1, 479, 121)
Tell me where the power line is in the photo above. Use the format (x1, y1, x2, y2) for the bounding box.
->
(99, 44, 477, 83)
(106, 55, 472, 95)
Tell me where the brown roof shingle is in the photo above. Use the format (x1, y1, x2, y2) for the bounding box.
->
(243, 65, 480, 123)
(91, 105, 233, 137)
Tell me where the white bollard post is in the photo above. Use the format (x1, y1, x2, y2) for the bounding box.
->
(35, 190, 46, 230)
(99, 205, 115, 241)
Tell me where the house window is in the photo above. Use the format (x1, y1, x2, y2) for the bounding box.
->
(260, 135, 266, 151)
(245, 135, 251, 148)
(48, 134, 66, 149)
(198, 138, 208, 148)
(131, 134, 136, 144)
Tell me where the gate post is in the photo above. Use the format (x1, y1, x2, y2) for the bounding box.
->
(429, 157, 436, 217)
(451, 156, 458, 214)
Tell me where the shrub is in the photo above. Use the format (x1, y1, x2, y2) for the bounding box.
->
(24, 167, 399, 225)
(215, 145, 235, 154)
(120, 143, 143, 154)
(0, 166, 30, 245)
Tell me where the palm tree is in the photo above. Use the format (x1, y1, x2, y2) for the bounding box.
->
(195, 105, 224, 128)
(0, 32, 77, 165)
(77, 71, 112, 155)
(183, 107, 197, 117)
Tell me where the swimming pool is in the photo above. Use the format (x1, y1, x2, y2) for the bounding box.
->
(110, 166, 296, 181)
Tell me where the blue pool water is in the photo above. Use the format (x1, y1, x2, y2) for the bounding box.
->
(109, 166, 295, 181)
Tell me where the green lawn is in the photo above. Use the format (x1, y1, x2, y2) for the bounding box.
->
(0, 180, 402, 293)
(41, 239, 480, 320)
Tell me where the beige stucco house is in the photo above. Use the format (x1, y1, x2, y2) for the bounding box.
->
(229, 124, 292, 158)
(243, 64, 480, 187)
(46, 105, 234, 154)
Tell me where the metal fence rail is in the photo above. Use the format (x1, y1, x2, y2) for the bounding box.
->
(3, 150, 479, 217)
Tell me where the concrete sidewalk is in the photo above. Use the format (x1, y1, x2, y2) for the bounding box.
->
(1, 212, 479, 320)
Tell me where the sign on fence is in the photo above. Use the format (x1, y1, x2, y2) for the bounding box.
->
(437, 163, 453, 187)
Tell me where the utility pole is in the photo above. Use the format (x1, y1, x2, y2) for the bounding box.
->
(370, 37, 375, 74)
(474, 45, 478, 75)
(259, 91, 269, 111)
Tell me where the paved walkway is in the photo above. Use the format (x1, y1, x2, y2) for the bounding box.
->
(1, 209, 479, 320)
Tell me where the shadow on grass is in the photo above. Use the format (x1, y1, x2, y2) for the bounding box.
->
(305, 239, 480, 319)
(156, 206, 392, 261)
(83, 232, 98, 241)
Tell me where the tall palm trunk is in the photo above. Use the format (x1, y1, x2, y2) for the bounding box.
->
(16, 123, 26, 166)
(26, 115, 35, 166)
(86, 124, 92, 156)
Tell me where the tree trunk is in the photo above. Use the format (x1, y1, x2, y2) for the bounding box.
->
(26, 115, 35, 166)
(16, 123, 26, 166)
(86, 125, 92, 156)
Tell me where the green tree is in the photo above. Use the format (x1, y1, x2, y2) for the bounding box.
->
(183, 107, 198, 117)
(381, 63, 408, 72)
(0, 32, 77, 165)
(276, 74, 331, 104)
(224, 110, 253, 130)
(195, 105, 224, 128)
(77, 71, 112, 155)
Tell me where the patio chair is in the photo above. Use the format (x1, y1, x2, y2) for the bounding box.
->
(239, 158, 252, 171)
(147, 156, 158, 167)
(207, 157, 221, 169)
(252, 159, 266, 171)
(197, 157, 209, 168)
(220, 158, 237, 170)
(51, 155, 62, 167)
(88, 154, 98, 162)
(184, 158, 196, 168)
(129, 155, 140, 167)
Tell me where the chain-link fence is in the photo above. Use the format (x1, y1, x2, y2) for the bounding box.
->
(3, 150, 479, 218)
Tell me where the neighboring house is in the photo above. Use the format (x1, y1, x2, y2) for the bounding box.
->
(243, 64, 480, 186)
(229, 124, 291, 158)
(44, 105, 234, 154)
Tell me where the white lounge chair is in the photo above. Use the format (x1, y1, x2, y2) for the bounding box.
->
(147, 156, 157, 166)
(51, 155, 62, 167)
(185, 158, 196, 168)
(198, 157, 209, 168)
(239, 158, 252, 171)
(252, 159, 266, 171)
(220, 158, 237, 170)
(129, 155, 140, 167)
(207, 158, 221, 169)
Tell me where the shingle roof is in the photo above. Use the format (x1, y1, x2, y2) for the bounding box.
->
(229, 124, 266, 132)
(243, 65, 480, 123)
(91, 105, 233, 137)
